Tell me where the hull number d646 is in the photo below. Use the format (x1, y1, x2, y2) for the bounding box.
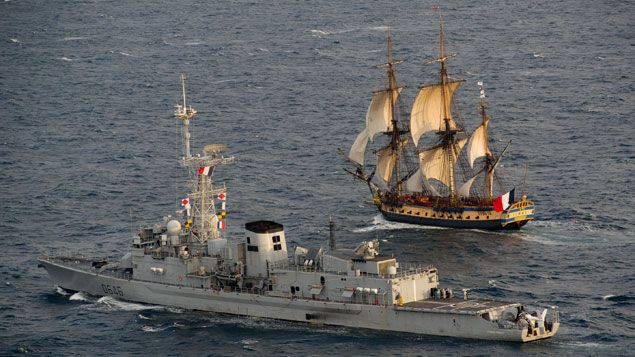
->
(101, 284, 124, 296)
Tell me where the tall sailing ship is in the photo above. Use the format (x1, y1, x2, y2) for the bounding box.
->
(347, 18, 534, 230)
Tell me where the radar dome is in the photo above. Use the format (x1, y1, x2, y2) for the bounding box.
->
(167, 220, 181, 236)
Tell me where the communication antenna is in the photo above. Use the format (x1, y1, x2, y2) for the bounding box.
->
(328, 216, 336, 251)
(174, 74, 197, 159)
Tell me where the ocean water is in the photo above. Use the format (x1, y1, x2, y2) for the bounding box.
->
(1, 0, 633, 355)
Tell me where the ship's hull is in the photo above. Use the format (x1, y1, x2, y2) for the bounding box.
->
(38, 258, 556, 342)
(377, 199, 534, 231)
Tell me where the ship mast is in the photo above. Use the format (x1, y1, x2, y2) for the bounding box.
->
(385, 30, 404, 194)
(175, 74, 234, 243)
(478, 82, 494, 201)
(436, 16, 462, 198)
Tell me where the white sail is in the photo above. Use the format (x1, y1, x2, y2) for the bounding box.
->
(417, 138, 467, 189)
(405, 168, 441, 196)
(376, 146, 397, 183)
(467, 123, 491, 168)
(348, 87, 402, 166)
(376, 138, 408, 184)
(410, 80, 462, 146)
(422, 174, 441, 196)
(405, 168, 423, 192)
(349, 128, 370, 165)
(367, 87, 403, 139)
(458, 172, 482, 198)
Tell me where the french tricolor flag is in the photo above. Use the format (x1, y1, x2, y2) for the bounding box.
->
(494, 188, 515, 212)
(198, 166, 213, 176)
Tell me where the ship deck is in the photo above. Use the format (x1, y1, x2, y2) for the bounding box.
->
(399, 298, 521, 316)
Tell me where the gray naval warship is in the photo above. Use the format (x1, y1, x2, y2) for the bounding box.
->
(39, 76, 559, 342)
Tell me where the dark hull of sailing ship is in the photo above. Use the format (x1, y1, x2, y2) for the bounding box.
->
(347, 18, 535, 231)
(375, 194, 534, 230)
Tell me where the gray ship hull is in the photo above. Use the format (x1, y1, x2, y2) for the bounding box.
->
(39, 258, 558, 342)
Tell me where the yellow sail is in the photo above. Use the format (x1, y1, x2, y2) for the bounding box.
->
(458, 172, 481, 198)
(376, 138, 408, 184)
(405, 168, 423, 192)
(376, 146, 397, 183)
(367, 87, 403, 139)
(467, 122, 491, 168)
(349, 87, 402, 166)
(417, 137, 467, 189)
(410, 80, 462, 146)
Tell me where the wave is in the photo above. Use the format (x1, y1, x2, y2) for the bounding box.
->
(309, 26, 391, 38)
(10, 38, 20, 43)
(141, 325, 169, 333)
(55, 286, 70, 296)
(95, 296, 166, 311)
(142, 322, 184, 333)
(60, 57, 73, 62)
(63, 36, 87, 41)
(69, 292, 90, 302)
(601, 294, 633, 304)
(353, 214, 448, 233)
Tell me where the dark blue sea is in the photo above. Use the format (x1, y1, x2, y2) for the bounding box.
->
(1, 0, 633, 355)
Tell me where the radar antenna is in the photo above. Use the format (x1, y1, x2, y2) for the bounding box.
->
(175, 74, 197, 159)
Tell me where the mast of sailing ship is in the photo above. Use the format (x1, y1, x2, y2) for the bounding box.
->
(409, 16, 467, 201)
(478, 82, 494, 201)
(462, 81, 513, 203)
(384, 31, 405, 195)
(348, 32, 405, 195)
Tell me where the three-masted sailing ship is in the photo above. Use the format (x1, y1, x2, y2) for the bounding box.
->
(347, 18, 534, 230)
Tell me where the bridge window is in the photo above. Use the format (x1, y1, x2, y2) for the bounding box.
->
(247, 245, 259, 252)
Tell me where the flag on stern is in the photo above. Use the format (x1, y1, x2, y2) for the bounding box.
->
(217, 192, 226, 201)
(494, 188, 515, 212)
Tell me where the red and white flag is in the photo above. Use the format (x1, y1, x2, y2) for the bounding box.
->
(181, 198, 189, 206)
(494, 188, 515, 212)
(198, 166, 213, 176)
(217, 220, 226, 229)
(217, 192, 226, 201)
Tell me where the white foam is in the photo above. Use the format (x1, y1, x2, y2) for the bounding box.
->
(602, 294, 616, 300)
(96, 296, 165, 311)
(166, 307, 184, 314)
(310, 29, 330, 36)
(10, 38, 20, 43)
(141, 325, 167, 333)
(533, 52, 544, 58)
(69, 292, 89, 301)
(353, 214, 447, 233)
(60, 57, 73, 62)
(138, 313, 151, 320)
(55, 286, 70, 296)
(63, 36, 87, 41)
(564, 341, 608, 349)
